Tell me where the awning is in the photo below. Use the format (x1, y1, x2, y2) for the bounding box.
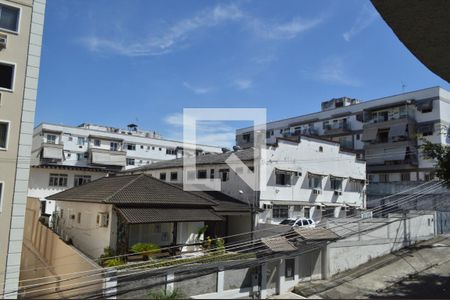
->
(117, 207, 223, 224)
(91, 151, 126, 166)
(388, 123, 407, 139)
(385, 147, 407, 161)
(308, 171, 327, 177)
(270, 201, 314, 206)
(417, 122, 435, 134)
(89, 134, 124, 142)
(261, 236, 297, 252)
(293, 227, 340, 241)
(42, 147, 63, 160)
(361, 127, 378, 141)
(330, 175, 347, 179)
(321, 202, 345, 207)
(344, 203, 360, 207)
(349, 177, 366, 182)
(275, 167, 301, 176)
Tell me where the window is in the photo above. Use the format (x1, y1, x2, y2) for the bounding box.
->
(275, 172, 291, 185)
(126, 158, 135, 166)
(330, 177, 343, 191)
(49, 174, 68, 187)
(77, 212, 81, 224)
(159, 147, 162, 151)
(219, 169, 229, 182)
(152, 146, 155, 150)
(304, 207, 310, 218)
(47, 134, 56, 144)
(401, 172, 410, 182)
(210, 169, 215, 179)
(197, 170, 207, 179)
(74, 175, 91, 187)
(242, 133, 251, 143)
(66, 152, 71, 158)
(356, 134, 360, 140)
(94, 139, 100, 147)
(308, 175, 322, 189)
(0, 4, 19, 32)
(127, 144, 136, 151)
(0, 121, 8, 149)
(166, 148, 176, 155)
(170, 172, 178, 181)
(272, 205, 288, 219)
(83, 152, 89, 159)
(68, 136, 73, 142)
(377, 129, 389, 143)
(319, 146, 323, 152)
(285, 258, 295, 280)
(77, 137, 85, 146)
(159, 173, 166, 180)
(379, 174, 389, 183)
(77, 153, 83, 161)
(110, 142, 118, 151)
(0, 63, 14, 90)
(140, 145, 144, 149)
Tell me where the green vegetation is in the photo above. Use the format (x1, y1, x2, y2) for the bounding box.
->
(148, 288, 185, 299)
(98, 247, 116, 266)
(104, 258, 126, 267)
(131, 243, 161, 260)
(196, 225, 208, 241)
(421, 137, 450, 187)
(212, 238, 225, 254)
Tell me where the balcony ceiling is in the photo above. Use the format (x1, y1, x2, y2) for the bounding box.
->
(372, 0, 450, 83)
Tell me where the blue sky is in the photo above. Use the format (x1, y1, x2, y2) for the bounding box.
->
(35, 0, 450, 147)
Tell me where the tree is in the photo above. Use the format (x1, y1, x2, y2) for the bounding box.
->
(421, 139, 450, 187)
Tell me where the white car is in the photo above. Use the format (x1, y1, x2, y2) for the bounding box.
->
(279, 217, 316, 228)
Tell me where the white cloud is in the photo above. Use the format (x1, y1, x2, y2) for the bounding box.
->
(342, 4, 378, 42)
(314, 56, 361, 87)
(233, 79, 252, 90)
(182, 81, 213, 94)
(250, 17, 323, 40)
(163, 113, 236, 148)
(79, 3, 324, 57)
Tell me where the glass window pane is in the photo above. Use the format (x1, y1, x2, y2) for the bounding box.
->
(0, 122, 7, 148)
(0, 63, 13, 90)
(0, 5, 19, 32)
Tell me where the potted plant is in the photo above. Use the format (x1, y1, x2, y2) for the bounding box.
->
(130, 243, 160, 261)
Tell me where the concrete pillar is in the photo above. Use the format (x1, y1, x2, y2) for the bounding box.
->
(278, 259, 285, 294)
(217, 267, 224, 293)
(321, 245, 329, 280)
(260, 263, 268, 299)
(294, 256, 300, 282)
(166, 272, 175, 292)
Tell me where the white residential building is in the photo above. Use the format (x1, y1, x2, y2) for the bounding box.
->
(236, 86, 450, 185)
(28, 122, 223, 215)
(127, 136, 366, 224)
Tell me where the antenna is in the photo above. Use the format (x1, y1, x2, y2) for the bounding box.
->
(401, 81, 407, 92)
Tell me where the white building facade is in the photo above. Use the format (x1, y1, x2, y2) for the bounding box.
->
(128, 136, 366, 224)
(29, 122, 223, 215)
(236, 87, 450, 185)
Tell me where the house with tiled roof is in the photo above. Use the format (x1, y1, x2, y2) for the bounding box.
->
(47, 173, 250, 259)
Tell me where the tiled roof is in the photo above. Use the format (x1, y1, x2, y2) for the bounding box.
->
(125, 148, 255, 173)
(116, 207, 223, 224)
(46, 174, 216, 207)
(293, 227, 340, 241)
(261, 236, 297, 252)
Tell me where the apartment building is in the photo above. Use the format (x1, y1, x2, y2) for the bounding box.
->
(127, 136, 366, 225)
(236, 87, 450, 185)
(29, 122, 223, 214)
(0, 0, 46, 296)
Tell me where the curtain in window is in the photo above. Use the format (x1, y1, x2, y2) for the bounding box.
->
(0, 5, 19, 31)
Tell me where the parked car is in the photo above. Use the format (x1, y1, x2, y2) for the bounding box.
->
(279, 217, 316, 228)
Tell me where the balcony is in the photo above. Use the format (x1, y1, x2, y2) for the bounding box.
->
(41, 143, 64, 160)
(89, 148, 126, 167)
(323, 122, 352, 136)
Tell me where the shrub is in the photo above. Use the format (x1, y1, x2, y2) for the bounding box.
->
(104, 258, 125, 267)
(98, 247, 115, 266)
(213, 238, 225, 254)
(148, 288, 185, 299)
(196, 225, 208, 241)
(131, 243, 160, 260)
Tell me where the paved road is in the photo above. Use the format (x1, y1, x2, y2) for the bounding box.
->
(294, 235, 450, 299)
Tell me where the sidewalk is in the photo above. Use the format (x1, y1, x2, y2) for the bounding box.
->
(293, 235, 450, 299)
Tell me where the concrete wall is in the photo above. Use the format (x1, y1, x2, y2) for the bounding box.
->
(54, 201, 114, 259)
(19, 198, 103, 298)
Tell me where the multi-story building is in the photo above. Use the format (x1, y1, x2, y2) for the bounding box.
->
(236, 87, 450, 186)
(29, 122, 223, 214)
(0, 0, 46, 296)
(126, 135, 366, 225)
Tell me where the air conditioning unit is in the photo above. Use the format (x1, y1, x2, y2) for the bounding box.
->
(334, 190, 342, 196)
(99, 212, 109, 227)
(313, 188, 322, 195)
(0, 35, 6, 50)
